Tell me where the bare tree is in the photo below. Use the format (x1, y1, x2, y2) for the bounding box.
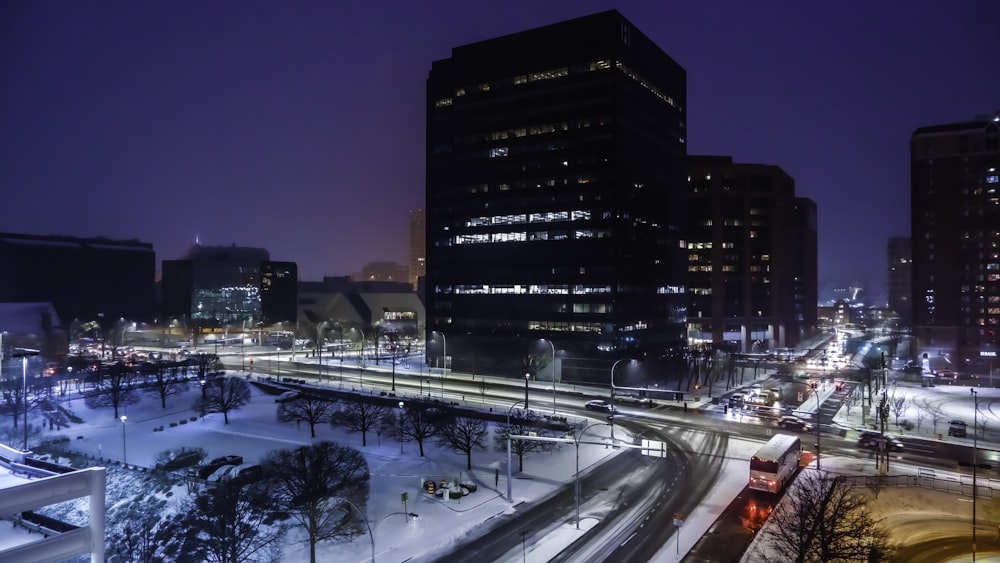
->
(278, 396, 336, 438)
(330, 401, 388, 447)
(890, 395, 908, 427)
(752, 470, 893, 563)
(186, 480, 286, 563)
(0, 376, 43, 429)
(391, 404, 443, 457)
(194, 376, 251, 424)
(494, 408, 555, 472)
(915, 407, 928, 432)
(436, 415, 489, 470)
(84, 361, 141, 419)
(261, 441, 369, 563)
(145, 361, 189, 409)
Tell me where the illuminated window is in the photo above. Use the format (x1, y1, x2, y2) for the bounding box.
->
(489, 147, 509, 158)
(434, 97, 453, 108)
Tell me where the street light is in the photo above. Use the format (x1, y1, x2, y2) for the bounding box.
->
(120, 415, 127, 464)
(398, 401, 405, 454)
(971, 387, 979, 561)
(540, 339, 557, 414)
(524, 373, 530, 410)
(432, 331, 447, 379)
(506, 400, 526, 502)
(610, 358, 635, 444)
(573, 422, 613, 529)
(200, 379, 206, 417)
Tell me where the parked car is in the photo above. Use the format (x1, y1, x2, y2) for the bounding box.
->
(948, 420, 968, 437)
(857, 430, 904, 452)
(206, 464, 239, 483)
(197, 455, 244, 479)
(777, 415, 813, 432)
(226, 464, 263, 486)
(275, 391, 300, 403)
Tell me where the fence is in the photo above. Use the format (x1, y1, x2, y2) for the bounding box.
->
(840, 467, 1000, 499)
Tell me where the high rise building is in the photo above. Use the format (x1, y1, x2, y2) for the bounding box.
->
(425, 10, 687, 382)
(911, 112, 1000, 371)
(887, 237, 912, 323)
(409, 209, 426, 290)
(686, 156, 818, 352)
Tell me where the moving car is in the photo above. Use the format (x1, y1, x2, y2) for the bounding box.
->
(857, 430, 904, 452)
(948, 420, 968, 438)
(777, 415, 813, 432)
(615, 393, 652, 406)
(584, 399, 616, 413)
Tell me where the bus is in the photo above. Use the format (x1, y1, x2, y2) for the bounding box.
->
(749, 434, 801, 493)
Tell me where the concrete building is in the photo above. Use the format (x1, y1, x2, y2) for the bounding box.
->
(425, 10, 688, 382)
(686, 156, 818, 353)
(887, 236, 912, 324)
(160, 244, 297, 328)
(910, 112, 1000, 372)
(409, 209, 426, 291)
(0, 232, 155, 325)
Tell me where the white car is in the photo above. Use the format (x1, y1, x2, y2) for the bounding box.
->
(275, 391, 300, 403)
(206, 464, 239, 482)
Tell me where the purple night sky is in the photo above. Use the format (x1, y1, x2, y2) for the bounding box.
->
(2, 1, 998, 293)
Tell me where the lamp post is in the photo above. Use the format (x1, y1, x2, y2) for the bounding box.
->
(22, 355, 28, 451)
(506, 400, 526, 502)
(398, 401, 405, 454)
(610, 358, 633, 444)
(971, 387, 979, 561)
(524, 373, 530, 410)
(432, 331, 447, 379)
(541, 338, 557, 414)
(200, 379, 206, 417)
(120, 415, 127, 464)
(573, 422, 612, 529)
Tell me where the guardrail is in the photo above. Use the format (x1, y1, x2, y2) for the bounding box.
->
(839, 468, 1000, 499)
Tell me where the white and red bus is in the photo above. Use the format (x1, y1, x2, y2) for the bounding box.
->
(749, 434, 801, 493)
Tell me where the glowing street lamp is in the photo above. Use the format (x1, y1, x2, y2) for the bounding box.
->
(120, 415, 128, 464)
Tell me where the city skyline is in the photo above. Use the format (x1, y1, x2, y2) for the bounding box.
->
(2, 1, 998, 285)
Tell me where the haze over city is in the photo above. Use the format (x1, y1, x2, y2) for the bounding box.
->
(3, 0, 998, 286)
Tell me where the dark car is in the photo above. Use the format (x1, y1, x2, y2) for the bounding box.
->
(857, 431, 903, 452)
(197, 455, 244, 479)
(948, 420, 968, 437)
(777, 415, 813, 432)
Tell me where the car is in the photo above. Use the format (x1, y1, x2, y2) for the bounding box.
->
(585, 399, 615, 413)
(728, 393, 746, 408)
(857, 430, 904, 452)
(948, 420, 968, 437)
(777, 416, 813, 432)
(275, 391, 300, 403)
(197, 455, 244, 479)
(206, 464, 239, 483)
(615, 393, 652, 406)
(226, 464, 263, 486)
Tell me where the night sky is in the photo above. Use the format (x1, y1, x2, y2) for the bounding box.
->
(3, 1, 998, 294)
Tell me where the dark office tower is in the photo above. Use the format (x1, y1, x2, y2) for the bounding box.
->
(426, 10, 687, 382)
(911, 112, 1000, 371)
(260, 261, 298, 325)
(409, 209, 426, 291)
(0, 232, 155, 323)
(686, 156, 818, 352)
(887, 237, 912, 324)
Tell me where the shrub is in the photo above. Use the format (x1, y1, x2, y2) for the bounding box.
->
(179, 419, 187, 425)
(189, 416, 198, 422)
(169, 422, 178, 428)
